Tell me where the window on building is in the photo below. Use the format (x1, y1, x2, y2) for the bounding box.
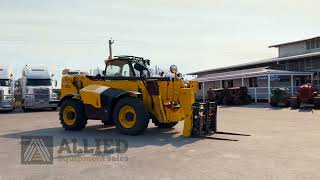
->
(306, 39, 320, 50)
(313, 72, 318, 85)
(249, 77, 258, 87)
(311, 42, 316, 49)
(227, 80, 233, 88)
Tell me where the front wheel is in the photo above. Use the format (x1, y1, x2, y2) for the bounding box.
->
(22, 106, 31, 112)
(113, 97, 149, 135)
(290, 98, 300, 109)
(59, 99, 87, 130)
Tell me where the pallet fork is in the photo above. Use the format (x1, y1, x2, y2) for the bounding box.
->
(191, 101, 217, 137)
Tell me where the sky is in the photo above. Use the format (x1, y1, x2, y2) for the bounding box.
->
(1, 0, 320, 84)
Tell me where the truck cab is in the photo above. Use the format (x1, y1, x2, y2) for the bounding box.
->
(0, 65, 15, 111)
(20, 66, 59, 111)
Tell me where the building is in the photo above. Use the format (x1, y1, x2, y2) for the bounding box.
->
(188, 36, 320, 102)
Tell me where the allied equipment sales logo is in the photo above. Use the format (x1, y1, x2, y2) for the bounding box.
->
(21, 136, 128, 164)
(21, 136, 53, 165)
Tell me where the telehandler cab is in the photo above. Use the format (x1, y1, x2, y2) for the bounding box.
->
(59, 56, 217, 137)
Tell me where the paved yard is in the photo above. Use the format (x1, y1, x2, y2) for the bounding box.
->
(0, 104, 320, 180)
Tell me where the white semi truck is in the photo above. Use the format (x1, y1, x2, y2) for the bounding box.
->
(19, 66, 59, 111)
(0, 65, 15, 111)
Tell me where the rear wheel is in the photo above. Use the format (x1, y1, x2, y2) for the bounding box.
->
(113, 97, 149, 135)
(59, 99, 87, 130)
(314, 97, 320, 109)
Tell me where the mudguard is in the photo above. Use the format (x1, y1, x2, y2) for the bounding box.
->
(79, 85, 139, 111)
(58, 93, 79, 107)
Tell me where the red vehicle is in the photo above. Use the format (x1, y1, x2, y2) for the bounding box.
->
(290, 83, 320, 109)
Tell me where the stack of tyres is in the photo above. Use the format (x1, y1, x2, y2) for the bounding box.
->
(210, 87, 251, 106)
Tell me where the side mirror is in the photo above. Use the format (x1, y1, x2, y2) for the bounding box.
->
(55, 80, 58, 87)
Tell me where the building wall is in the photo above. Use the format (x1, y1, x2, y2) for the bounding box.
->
(278, 41, 320, 58)
(278, 42, 307, 57)
(278, 57, 320, 72)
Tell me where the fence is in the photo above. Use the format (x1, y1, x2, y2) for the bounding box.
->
(248, 86, 301, 102)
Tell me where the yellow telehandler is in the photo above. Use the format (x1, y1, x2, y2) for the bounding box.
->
(59, 56, 217, 137)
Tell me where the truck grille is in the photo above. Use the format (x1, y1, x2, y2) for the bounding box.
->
(0, 90, 3, 100)
(34, 88, 50, 101)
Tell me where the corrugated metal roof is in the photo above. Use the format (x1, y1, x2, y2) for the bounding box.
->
(195, 67, 313, 82)
(188, 51, 320, 75)
(269, 36, 320, 48)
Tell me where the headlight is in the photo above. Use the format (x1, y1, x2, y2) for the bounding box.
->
(51, 93, 58, 100)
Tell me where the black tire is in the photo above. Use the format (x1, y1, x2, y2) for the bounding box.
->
(314, 98, 320, 109)
(284, 100, 291, 108)
(246, 95, 252, 104)
(223, 97, 232, 105)
(270, 102, 278, 107)
(21, 102, 29, 112)
(52, 107, 58, 111)
(59, 99, 87, 131)
(113, 97, 149, 135)
(233, 98, 242, 106)
(154, 121, 178, 128)
(22, 106, 31, 112)
(290, 98, 300, 109)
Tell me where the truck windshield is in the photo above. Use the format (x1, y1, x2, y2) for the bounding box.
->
(27, 79, 52, 86)
(0, 79, 10, 86)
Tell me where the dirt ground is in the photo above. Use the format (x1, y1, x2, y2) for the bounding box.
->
(0, 104, 320, 180)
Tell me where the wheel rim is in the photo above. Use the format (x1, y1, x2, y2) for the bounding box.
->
(63, 106, 76, 126)
(118, 105, 137, 128)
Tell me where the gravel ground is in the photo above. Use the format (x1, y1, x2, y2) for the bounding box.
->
(0, 103, 320, 180)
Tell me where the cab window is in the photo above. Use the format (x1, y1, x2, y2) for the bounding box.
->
(121, 64, 131, 77)
(105, 60, 133, 77)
